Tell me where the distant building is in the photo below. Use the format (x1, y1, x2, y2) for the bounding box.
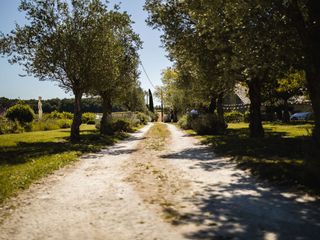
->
(223, 84, 250, 112)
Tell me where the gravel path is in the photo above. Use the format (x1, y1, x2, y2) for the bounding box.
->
(0, 123, 319, 240)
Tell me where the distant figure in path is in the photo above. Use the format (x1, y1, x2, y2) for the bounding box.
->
(38, 96, 43, 120)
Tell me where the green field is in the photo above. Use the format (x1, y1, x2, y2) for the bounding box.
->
(194, 122, 319, 192)
(0, 125, 126, 204)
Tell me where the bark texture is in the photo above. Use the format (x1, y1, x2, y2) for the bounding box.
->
(248, 79, 264, 138)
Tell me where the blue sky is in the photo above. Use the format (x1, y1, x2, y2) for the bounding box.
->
(0, 0, 171, 100)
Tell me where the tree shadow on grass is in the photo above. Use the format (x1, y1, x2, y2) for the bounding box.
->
(0, 131, 129, 166)
(199, 127, 318, 188)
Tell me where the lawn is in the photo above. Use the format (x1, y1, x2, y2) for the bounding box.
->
(0, 125, 127, 204)
(195, 122, 319, 192)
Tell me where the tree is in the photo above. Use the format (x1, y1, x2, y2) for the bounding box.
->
(275, 70, 306, 122)
(145, 0, 306, 138)
(148, 89, 155, 113)
(145, 0, 235, 127)
(86, 7, 142, 134)
(270, 0, 320, 145)
(0, 0, 108, 141)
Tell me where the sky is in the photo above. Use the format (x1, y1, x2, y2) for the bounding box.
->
(0, 0, 171, 100)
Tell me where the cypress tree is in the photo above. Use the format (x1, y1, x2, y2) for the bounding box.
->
(148, 89, 154, 113)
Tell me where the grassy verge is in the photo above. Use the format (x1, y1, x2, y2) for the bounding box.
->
(186, 122, 319, 192)
(0, 125, 127, 204)
(144, 123, 170, 151)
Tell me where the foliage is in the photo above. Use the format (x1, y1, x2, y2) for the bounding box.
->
(155, 68, 192, 117)
(112, 119, 133, 133)
(224, 111, 244, 123)
(5, 103, 35, 124)
(32, 120, 60, 131)
(148, 111, 159, 122)
(178, 113, 227, 134)
(148, 89, 155, 113)
(190, 114, 227, 135)
(32, 119, 72, 132)
(45, 111, 73, 120)
(177, 115, 192, 130)
(0, 97, 131, 114)
(0, 116, 24, 134)
(135, 112, 149, 125)
(82, 112, 96, 124)
(1, 0, 142, 140)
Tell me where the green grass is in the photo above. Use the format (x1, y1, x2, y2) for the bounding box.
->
(191, 122, 319, 192)
(0, 125, 127, 204)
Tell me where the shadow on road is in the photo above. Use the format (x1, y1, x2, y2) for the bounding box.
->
(160, 142, 320, 240)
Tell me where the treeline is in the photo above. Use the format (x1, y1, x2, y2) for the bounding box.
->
(1, 0, 146, 141)
(0, 97, 135, 114)
(145, 0, 320, 145)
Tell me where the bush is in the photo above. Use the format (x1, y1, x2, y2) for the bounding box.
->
(5, 104, 35, 124)
(0, 117, 24, 134)
(112, 119, 133, 133)
(178, 115, 192, 130)
(32, 119, 60, 131)
(224, 111, 244, 123)
(82, 112, 96, 124)
(148, 111, 159, 122)
(187, 114, 227, 135)
(56, 119, 72, 128)
(46, 111, 73, 120)
(135, 112, 149, 125)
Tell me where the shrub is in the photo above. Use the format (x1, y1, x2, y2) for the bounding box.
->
(5, 104, 35, 124)
(56, 119, 72, 128)
(178, 114, 193, 130)
(112, 119, 133, 133)
(135, 112, 149, 125)
(190, 114, 227, 135)
(148, 111, 159, 122)
(62, 112, 73, 120)
(82, 112, 96, 124)
(0, 117, 24, 134)
(32, 119, 60, 131)
(224, 111, 244, 123)
(46, 110, 73, 120)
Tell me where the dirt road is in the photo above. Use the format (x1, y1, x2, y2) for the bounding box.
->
(0, 123, 319, 240)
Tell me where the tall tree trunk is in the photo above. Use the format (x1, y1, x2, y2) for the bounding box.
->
(248, 79, 264, 138)
(306, 66, 320, 146)
(70, 91, 83, 142)
(216, 93, 227, 133)
(100, 93, 113, 135)
(282, 98, 290, 123)
(217, 93, 225, 123)
(209, 96, 217, 113)
(286, 0, 320, 146)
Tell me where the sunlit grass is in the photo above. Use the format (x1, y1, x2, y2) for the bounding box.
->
(0, 124, 126, 203)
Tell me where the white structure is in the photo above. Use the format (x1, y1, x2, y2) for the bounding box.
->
(38, 96, 43, 120)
